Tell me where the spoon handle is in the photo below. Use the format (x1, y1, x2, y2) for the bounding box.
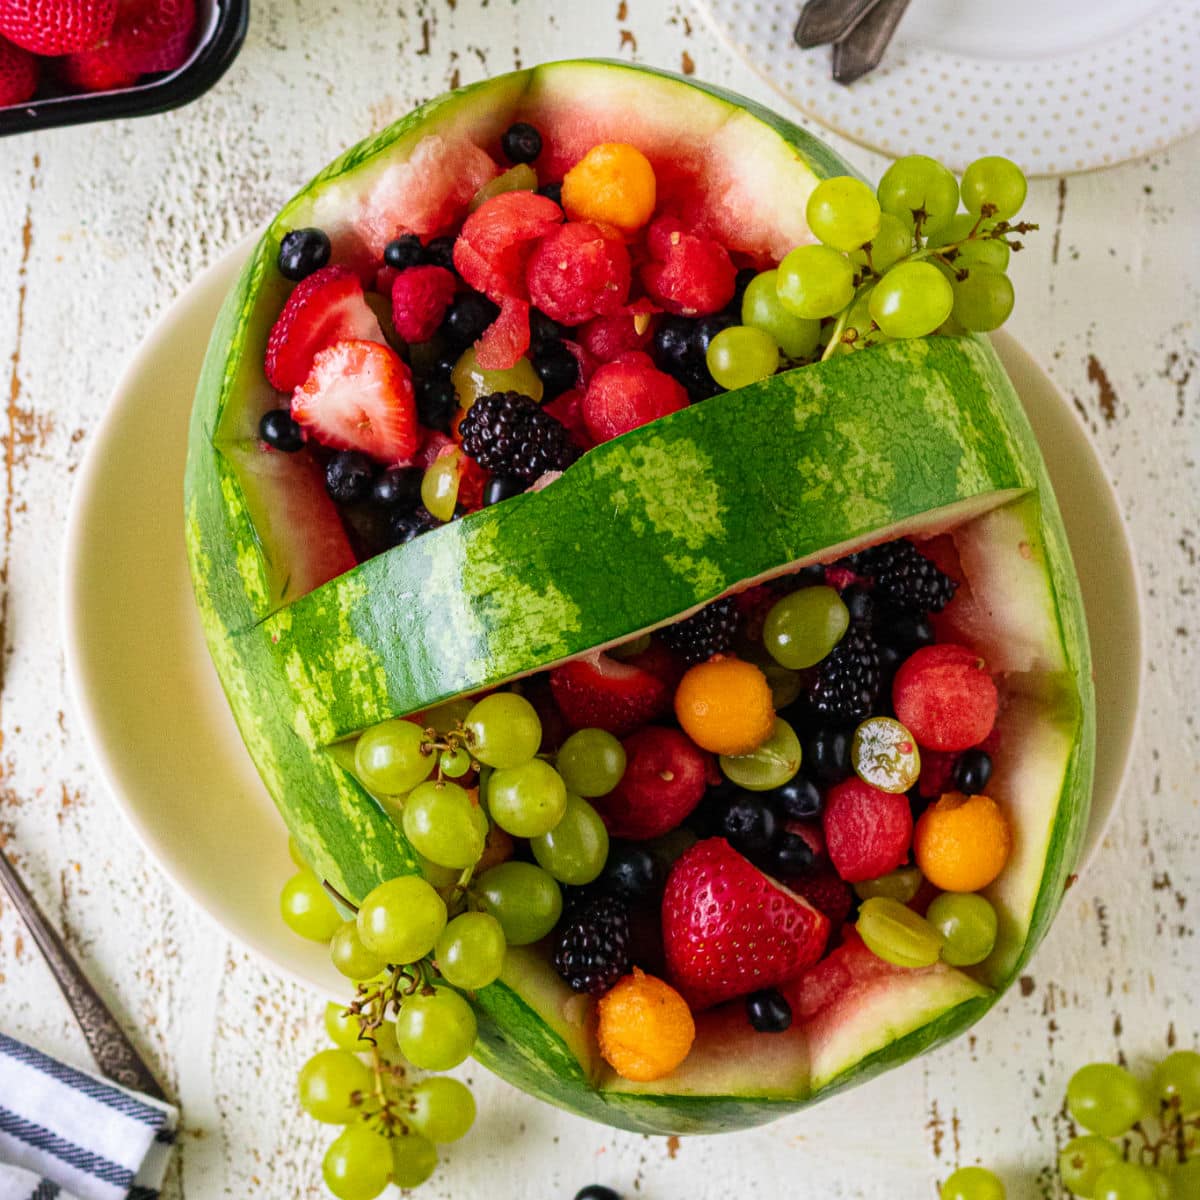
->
(0, 845, 168, 1101)
(795, 0, 883, 48)
(833, 0, 912, 84)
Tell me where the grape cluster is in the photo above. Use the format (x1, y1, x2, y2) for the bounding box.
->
(704, 154, 1034, 390)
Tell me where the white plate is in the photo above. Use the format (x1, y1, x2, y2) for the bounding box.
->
(694, 0, 1200, 174)
(62, 239, 1142, 997)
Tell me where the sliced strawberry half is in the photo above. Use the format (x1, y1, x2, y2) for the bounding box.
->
(265, 266, 385, 393)
(291, 339, 418, 464)
(548, 646, 674, 737)
(662, 837, 830, 1011)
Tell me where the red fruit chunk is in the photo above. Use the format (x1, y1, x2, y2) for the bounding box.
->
(106, 0, 194, 73)
(822, 778, 913, 883)
(526, 221, 632, 327)
(0, 35, 38, 105)
(582, 357, 688, 443)
(784, 929, 892, 1020)
(291, 339, 419, 464)
(893, 643, 999, 752)
(579, 304, 654, 363)
(452, 446, 489, 511)
(390, 265, 457, 344)
(823, 564, 867, 591)
(917, 749, 956, 800)
(265, 266, 385, 393)
(640, 215, 737, 317)
(594, 726, 711, 841)
(58, 50, 137, 91)
(548, 646, 674, 737)
(787, 865, 853, 931)
(0, 0, 116, 55)
(476, 295, 532, 371)
(542, 388, 592, 451)
(662, 838, 830, 1010)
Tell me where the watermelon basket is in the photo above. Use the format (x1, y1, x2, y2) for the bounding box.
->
(184, 61, 1094, 1135)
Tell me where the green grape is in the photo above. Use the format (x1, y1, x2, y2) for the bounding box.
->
(952, 267, 1015, 332)
(854, 865, 923, 904)
(776, 244, 856, 320)
(390, 1132, 439, 1188)
(298, 1048, 372, 1124)
(1167, 1162, 1200, 1199)
(762, 660, 804, 709)
(1068, 1063, 1148, 1137)
(1093, 1164, 1165, 1200)
(464, 692, 542, 769)
(435, 911, 507, 990)
(402, 780, 486, 870)
(806, 175, 883, 252)
(706, 325, 781, 390)
(930, 213, 1011, 271)
(741, 270, 822, 359)
(841, 289, 882, 346)
(280, 870, 342, 942)
(439, 745, 473, 778)
(487, 759, 568, 837)
(960, 155, 1027, 220)
(851, 716, 921, 793)
(418, 855, 461, 890)
(851, 211, 913, 274)
(330, 919, 386, 981)
(396, 986, 478, 1070)
(407, 1076, 477, 1143)
(475, 861, 563, 945)
(940, 1166, 1005, 1200)
(531, 792, 610, 885)
(356, 875, 448, 965)
(1153, 1050, 1200, 1115)
(419, 696, 474, 731)
(556, 728, 627, 798)
(763, 585, 849, 670)
(857, 896, 943, 968)
(421, 449, 462, 522)
(288, 835, 307, 868)
(1060, 1135, 1124, 1198)
(354, 719, 434, 795)
(719, 718, 802, 791)
(877, 154, 960, 236)
(869, 261, 954, 339)
(926, 892, 998, 967)
(471, 162, 538, 210)
(322, 1123, 393, 1200)
(451, 345, 543, 408)
(322, 1004, 399, 1058)
(609, 632, 652, 660)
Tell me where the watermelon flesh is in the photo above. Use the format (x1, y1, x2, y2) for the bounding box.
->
(184, 61, 1094, 1135)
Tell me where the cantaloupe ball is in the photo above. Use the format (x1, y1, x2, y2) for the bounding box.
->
(562, 143, 657, 235)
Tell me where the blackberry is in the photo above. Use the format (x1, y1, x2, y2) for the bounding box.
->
(458, 391, 578, 482)
(552, 895, 631, 995)
(841, 583, 875, 626)
(325, 451, 375, 503)
(806, 626, 881, 722)
(383, 234, 423, 270)
(845, 539, 958, 613)
(501, 121, 543, 164)
(258, 408, 304, 452)
(746, 988, 793, 1034)
(659, 597, 740, 665)
(277, 227, 330, 280)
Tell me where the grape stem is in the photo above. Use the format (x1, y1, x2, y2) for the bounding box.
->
(321, 879, 359, 914)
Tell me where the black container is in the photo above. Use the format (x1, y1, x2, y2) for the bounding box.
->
(0, 0, 248, 138)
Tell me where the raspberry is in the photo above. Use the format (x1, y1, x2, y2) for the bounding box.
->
(640, 216, 737, 317)
(582, 356, 689, 443)
(552, 894, 632, 995)
(526, 221, 632, 326)
(659, 597, 740, 666)
(789, 867, 854, 929)
(892, 643, 998, 752)
(390, 265, 457, 344)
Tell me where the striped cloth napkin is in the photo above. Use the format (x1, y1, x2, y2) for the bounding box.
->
(0, 1033, 177, 1200)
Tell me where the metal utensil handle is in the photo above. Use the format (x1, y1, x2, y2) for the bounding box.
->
(833, 0, 912, 84)
(0, 846, 168, 1101)
(795, 0, 884, 48)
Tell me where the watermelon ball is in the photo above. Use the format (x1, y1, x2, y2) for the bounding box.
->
(641, 215, 738, 317)
(821, 777, 913, 883)
(892, 643, 998, 752)
(562, 142, 657, 235)
(582, 356, 688, 443)
(579, 309, 653, 363)
(526, 221, 632, 326)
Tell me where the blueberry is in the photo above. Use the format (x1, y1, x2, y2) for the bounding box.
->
(718, 794, 778, 857)
(574, 1188, 622, 1200)
(483, 474, 525, 507)
(423, 236, 457, 271)
(803, 727, 853, 785)
(530, 309, 565, 348)
(371, 466, 422, 509)
(417, 376, 458, 432)
(842, 583, 875, 626)
(501, 121, 543, 164)
(651, 316, 696, 372)
(877, 643, 905, 677)
(537, 181, 563, 206)
(432, 350, 460, 378)
(771, 775, 822, 821)
(533, 340, 578, 399)
(325, 451, 375, 504)
(258, 408, 304, 452)
(771, 831, 815, 877)
(795, 563, 827, 587)
(443, 292, 499, 346)
(599, 844, 660, 903)
(692, 311, 736, 354)
(953, 749, 993, 795)
(390, 506, 438, 545)
(728, 265, 758, 314)
(878, 608, 935, 655)
(277, 227, 330, 281)
(383, 234, 423, 270)
(746, 988, 793, 1034)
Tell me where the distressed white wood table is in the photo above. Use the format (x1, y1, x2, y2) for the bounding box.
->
(0, 3, 1196, 1198)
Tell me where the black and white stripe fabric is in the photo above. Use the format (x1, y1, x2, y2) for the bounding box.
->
(0, 1034, 177, 1200)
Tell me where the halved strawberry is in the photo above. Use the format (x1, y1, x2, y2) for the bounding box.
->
(291, 340, 418, 464)
(662, 837, 830, 1011)
(548, 646, 674, 737)
(0, 0, 116, 55)
(265, 266, 384, 393)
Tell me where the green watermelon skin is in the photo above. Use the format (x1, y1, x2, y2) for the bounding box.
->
(184, 62, 1094, 1135)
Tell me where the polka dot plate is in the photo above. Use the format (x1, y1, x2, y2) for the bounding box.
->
(694, 0, 1200, 174)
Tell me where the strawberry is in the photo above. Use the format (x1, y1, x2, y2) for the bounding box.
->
(291, 340, 419, 464)
(548, 645, 674, 737)
(662, 838, 830, 1010)
(0, 33, 37, 106)
(57, 48, 137, 91)
(0, 0, 115, 55)
(594, 726, 711, 841)
(59, 0, 195, 84)
(390, 265, 457, 344)
(787, 866, 854, 930)
(264, 266, 385, 393)
(821, 777, 913, 884)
